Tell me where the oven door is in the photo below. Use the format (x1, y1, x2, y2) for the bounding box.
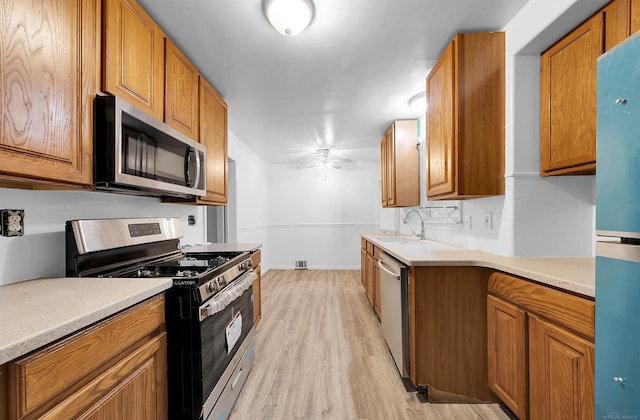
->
(199, 270, 256, 417)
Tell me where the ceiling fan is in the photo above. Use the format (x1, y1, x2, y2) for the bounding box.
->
(295, 148, 352, 169)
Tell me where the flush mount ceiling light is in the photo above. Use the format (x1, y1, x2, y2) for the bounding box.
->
(264, 0, 315, 36)
(408, 92, 427, 113)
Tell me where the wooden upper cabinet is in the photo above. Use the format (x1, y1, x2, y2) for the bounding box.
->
(198, 77, 228, 205)
(426, 42, 455, 198)
(380, 120, 419, 208)
(540, 16, 602, 176)
(604, 0, 631, 51)
(103, 0, 165, 121)
(528, 314, 595, 420)
(426, 32, 505, 200)
(632, 0, 640, 33)
(0, 0, 98, 188)
(165, 39, 199, 140)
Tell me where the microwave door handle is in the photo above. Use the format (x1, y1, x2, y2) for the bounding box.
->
(193, 148, 202, 190)
(184, 146, 192, 187)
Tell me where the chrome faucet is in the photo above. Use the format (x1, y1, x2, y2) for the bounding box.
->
(403, 208, 426, 240)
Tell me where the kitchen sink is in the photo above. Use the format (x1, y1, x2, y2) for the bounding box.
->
(371, 236, 419, 243)
(372, 236, 461, 251)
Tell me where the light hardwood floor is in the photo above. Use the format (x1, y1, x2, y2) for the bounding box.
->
(231, 270, 511, 420)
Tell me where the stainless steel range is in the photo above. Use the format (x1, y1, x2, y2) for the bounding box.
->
(65, 217, 256, 420)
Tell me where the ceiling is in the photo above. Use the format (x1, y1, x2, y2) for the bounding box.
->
(137, 0, 529, 164)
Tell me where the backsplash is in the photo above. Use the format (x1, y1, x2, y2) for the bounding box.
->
(0, 187, 205, 285)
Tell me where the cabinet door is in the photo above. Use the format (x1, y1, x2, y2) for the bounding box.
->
(374, 254, 381, 319)
(540, 15, 602, 176)
(487, 295, 527, 419)
(426, 41, 456, 197)
(380, 136, 388, 207)
(198, 78, 228, 204)
(361, 247, 367, 289)
(253, 266, 262, 326)
(365, 253, 374, 305)
(41, 333, 167, 419)
(103, 0, 165, 121)
(603, 0, 630, 52)
(632, 0, 640, 34)
(385, 128, 396, 207)
(0, 0, 97, 187)
(165, 39, 199, 140)
(529, 314, 594, 420)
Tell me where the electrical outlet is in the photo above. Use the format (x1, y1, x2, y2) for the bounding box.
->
(483, 212, 493, 230)
(1, 209, 25, 237)
(464, 215, 472, 230)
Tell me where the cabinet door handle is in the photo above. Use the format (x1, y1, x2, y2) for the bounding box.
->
(614, 98, 628, 105)
(613, 376, 627, 384)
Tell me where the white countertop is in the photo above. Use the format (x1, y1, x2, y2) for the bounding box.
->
(183, 243, 262, 253)
(363, 233, 594, 298)
(0, 277, 172, 365)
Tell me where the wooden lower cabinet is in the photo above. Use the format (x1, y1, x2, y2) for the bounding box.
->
(8, 295, 167, 420)
(365, 253, 375, 305)
(373, 247, 381, 318)
(409, 266, 498, 402)
(360, 239, 381, 319)
(487, 295, 528, 419)
(253, 265, 262, 326)
(251, 249, 262, 327)
(488, 272, 595, 420)
(528, 315, 595, 420)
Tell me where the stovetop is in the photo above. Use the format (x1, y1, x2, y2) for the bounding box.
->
(66, 217, 253, 303)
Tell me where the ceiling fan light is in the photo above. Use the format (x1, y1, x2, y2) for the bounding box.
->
(264, 0, 314, 36)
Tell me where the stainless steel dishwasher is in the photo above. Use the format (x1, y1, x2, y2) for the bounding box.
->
(378, 252, 410, 379)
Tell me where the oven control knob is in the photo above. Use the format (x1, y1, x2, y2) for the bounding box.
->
(206, 281, 219, 293)
(217, 275, 227, 287)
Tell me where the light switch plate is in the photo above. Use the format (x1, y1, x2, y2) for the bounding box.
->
(483, 212, 493, 230)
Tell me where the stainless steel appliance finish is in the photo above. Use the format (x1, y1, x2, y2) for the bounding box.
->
(378, 252, 410, 378)
(65, 217, 257, 420)
(94, 95, 206, 198)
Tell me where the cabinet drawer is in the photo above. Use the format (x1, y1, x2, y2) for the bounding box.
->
(366, 242, 374, 255)
(488, 272, 594, 339)
(250, 249, 262, 268)
(9, 295, 165, 418)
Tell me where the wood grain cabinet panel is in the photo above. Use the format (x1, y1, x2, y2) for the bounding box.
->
(380, 121, 419, 208)
(8, 295, 167, 420)
(488, 272, 595, 420)
(103, 0, 165, 121)
(0, 0, 98, 188)
(198, 78, 229, 205)
(409, 266, 497, 402)
(487, 295, 528, 419)
(540, 15, 602, 176)
(253, 265, 262, 326)
(529, 314, 595, 420)
(426, 32, 505, 200)
(632, 0, 640, 33)
(165, 39, 199, 140)
(604, 0, 631, 51)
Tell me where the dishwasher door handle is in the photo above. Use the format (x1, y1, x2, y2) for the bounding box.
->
(379, 259, 401, 280)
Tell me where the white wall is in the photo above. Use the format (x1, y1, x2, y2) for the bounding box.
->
(267, 161, 380, 269)
(0, 188, 204, 285)
(228, 130, 271, 270)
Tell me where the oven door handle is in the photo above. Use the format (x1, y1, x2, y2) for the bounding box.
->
(199, 269, 257, 321)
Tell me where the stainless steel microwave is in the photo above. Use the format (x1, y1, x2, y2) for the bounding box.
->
(94, 95, 206, 198)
